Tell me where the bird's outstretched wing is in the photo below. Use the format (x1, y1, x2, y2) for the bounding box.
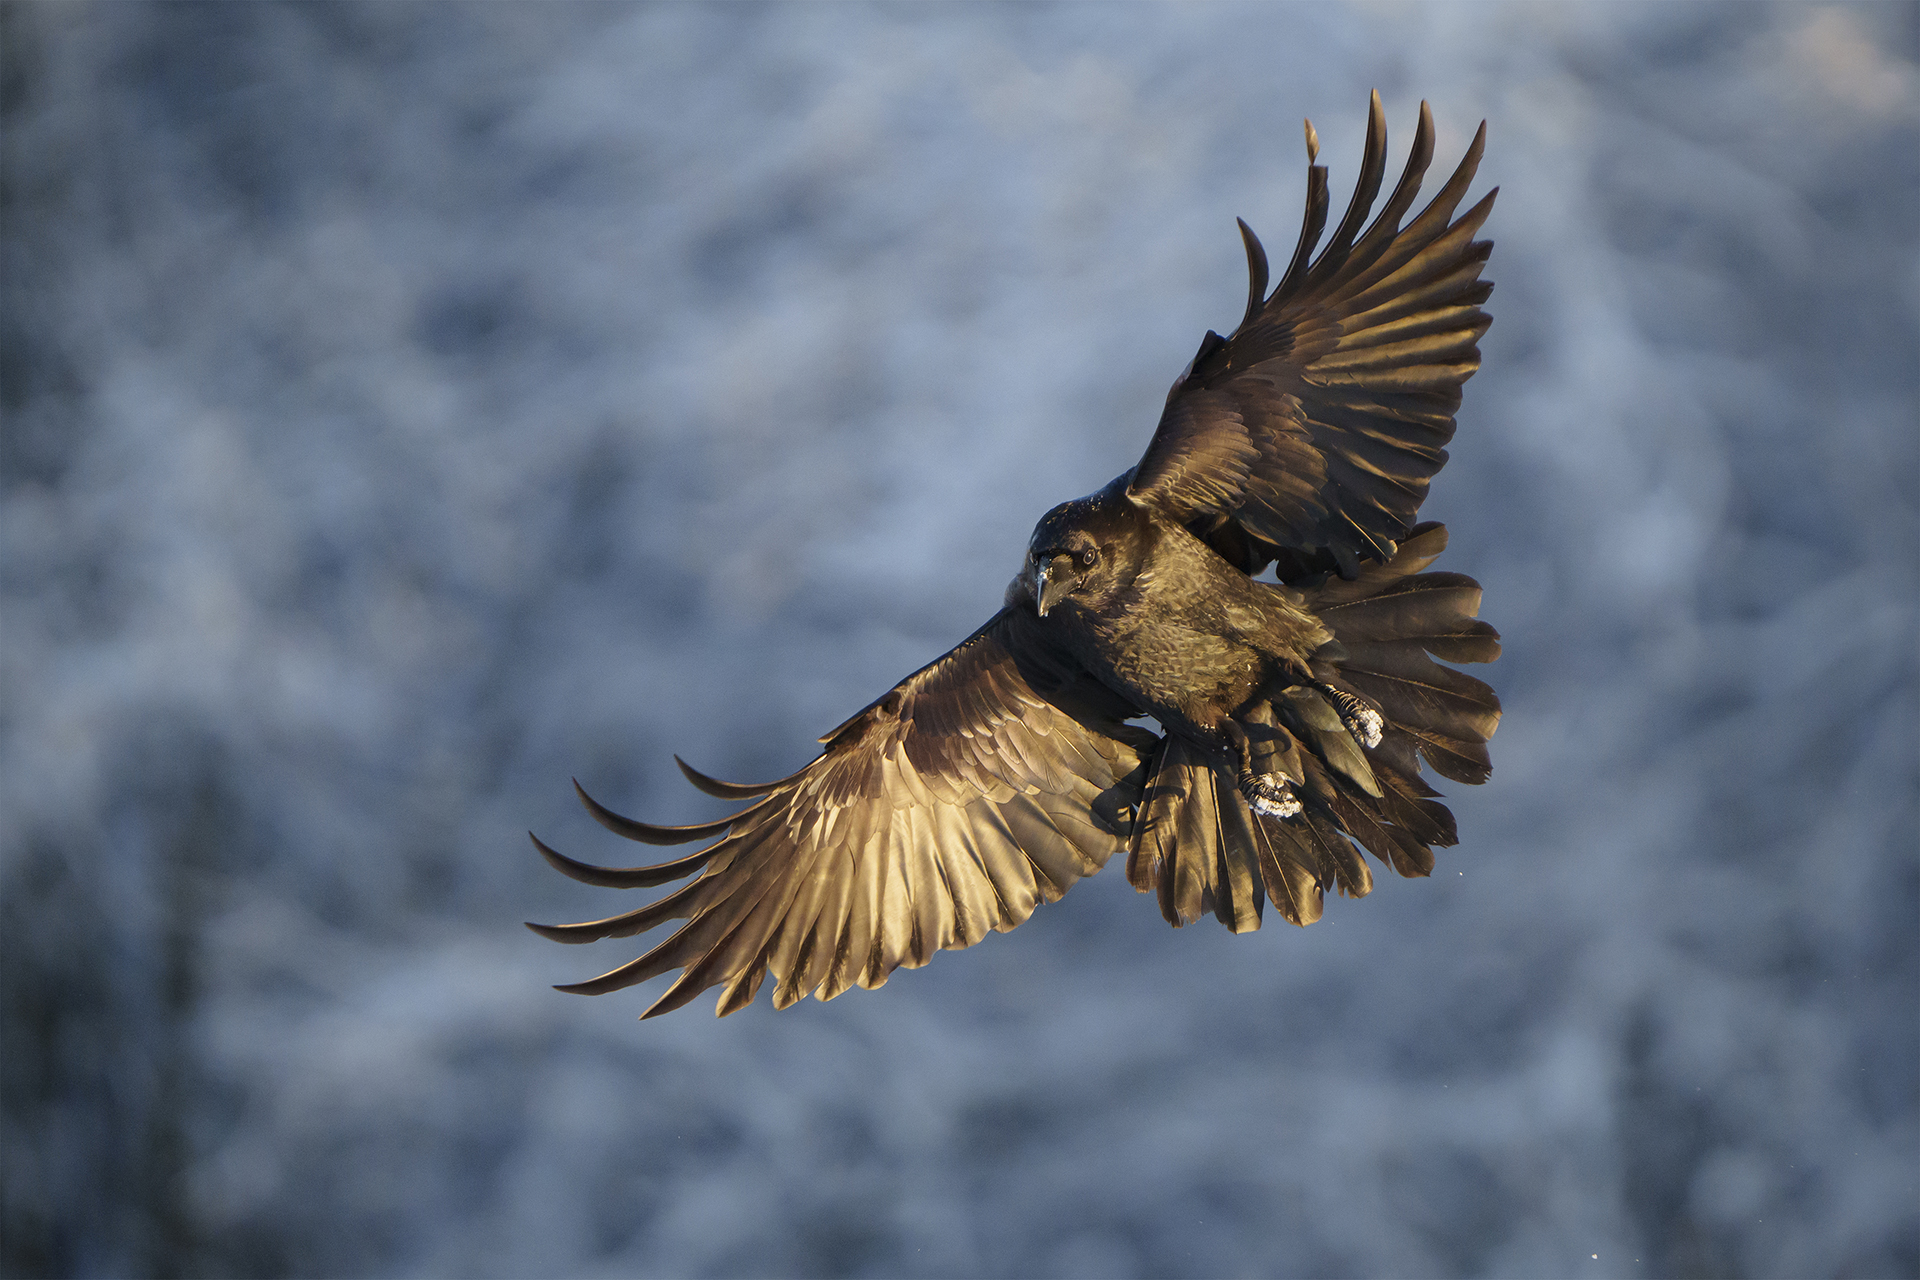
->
(1128, 92, 1496, 580)
(527, 608, 1156, 1018)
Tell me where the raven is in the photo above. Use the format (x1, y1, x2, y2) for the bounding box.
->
(529, 94, 1502, 1019)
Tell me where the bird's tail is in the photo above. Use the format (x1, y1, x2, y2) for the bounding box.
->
(1125, 522, 1500, 929)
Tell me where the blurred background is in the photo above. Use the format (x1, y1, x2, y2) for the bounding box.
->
(3, 3, 1915, 1276)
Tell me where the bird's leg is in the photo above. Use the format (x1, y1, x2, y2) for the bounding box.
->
(1314, 682, 1384, 749)
(1221, 713, 1302, 820)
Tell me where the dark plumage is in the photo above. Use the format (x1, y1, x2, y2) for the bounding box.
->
(529, 93, 1502, 1018)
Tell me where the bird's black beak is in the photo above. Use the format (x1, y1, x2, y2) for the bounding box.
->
(1033, 555, 1074, 617)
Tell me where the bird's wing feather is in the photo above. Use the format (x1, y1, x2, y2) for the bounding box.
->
(527, 607, 1156, 1018)
(1128, 93, 1496, 579)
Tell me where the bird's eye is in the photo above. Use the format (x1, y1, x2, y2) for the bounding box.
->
(1081, 548, 1099, 567)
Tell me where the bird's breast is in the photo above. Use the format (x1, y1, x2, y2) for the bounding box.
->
(1064, 604, 1267, 739)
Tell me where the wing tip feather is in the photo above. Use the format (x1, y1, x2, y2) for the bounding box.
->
(573, 776, 743, 845)
(675, 755, 780, 800)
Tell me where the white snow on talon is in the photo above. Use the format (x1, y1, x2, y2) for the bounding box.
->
(1317, 682, 1384, 749)
(1245, 776, 1303, 819)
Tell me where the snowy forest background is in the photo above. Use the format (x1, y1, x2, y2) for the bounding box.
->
(4, 3, 1916, 1277)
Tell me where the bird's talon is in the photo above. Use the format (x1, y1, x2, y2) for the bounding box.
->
(1317, 683, 1384, 748)
(1349, 706, 1384, 749)
(1241, 773, 1303, 819)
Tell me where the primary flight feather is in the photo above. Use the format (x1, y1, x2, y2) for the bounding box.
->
(529, 93, 1502, 1019)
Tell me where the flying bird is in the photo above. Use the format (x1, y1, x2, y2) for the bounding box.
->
(529, 93, 1502, 1019)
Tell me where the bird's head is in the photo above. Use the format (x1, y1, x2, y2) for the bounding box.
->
(1022, 478, 1149, 618)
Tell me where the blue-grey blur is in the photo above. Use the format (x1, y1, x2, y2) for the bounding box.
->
(4, 3, 1916, 1277)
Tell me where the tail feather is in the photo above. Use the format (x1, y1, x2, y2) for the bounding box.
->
(1127, 738, 1268, 931)
(1126, 519, 1497, 929)
(1165, 748, 1218, 926)
(1311, 520, 1500, 798)
(1250, 812, 1326, 926)
(1302, 806, 1374, 900)
(1339, 642, 1499, 740)
(1210, 782, 1267, 931)
(1127, 737, 1195, 896)
(1326, 789, 1432, 879)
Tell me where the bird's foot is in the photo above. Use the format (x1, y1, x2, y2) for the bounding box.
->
(1317, 683, 1383, 749)
(1240, 772, 1303, 820)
